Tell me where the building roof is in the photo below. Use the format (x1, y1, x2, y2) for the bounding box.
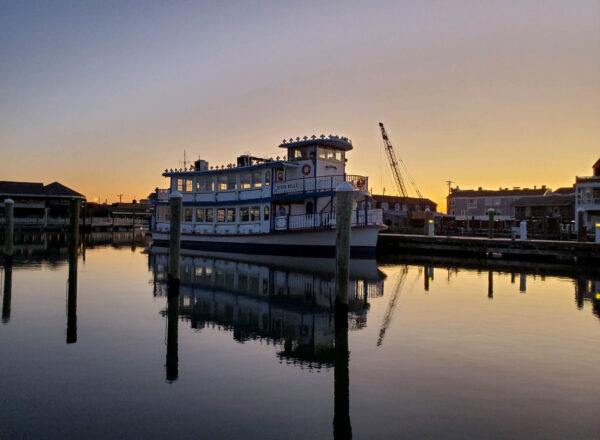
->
(43, 182, 84, 198)
(512, 194, 574, 207)
(279, 135, 353, 151)
(0, 181, 84, 199)
(552, 187, 574, 195)
(449, 188, 548, 198)
(593, 158, 600, 169)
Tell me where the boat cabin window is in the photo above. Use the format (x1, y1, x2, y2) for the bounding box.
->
(218, 175, 227, 191)
(196, 176, 214, 193)
(206, 208, 213, 222)
(227, 174, 236, 190)
(227, 208, 236, 222)
(241, 173, 251, 189)
(195, 208, 204, 222)
(252, 172, 262, 188)
(289, 147, 313, 161)
(265, 171, 271, 186)
(240, 207, 249, 222)
(184, 208, 193, 222)
(264, 206, 269, 220)
(176, 178, 183, 192)
(250, 206, 260, 221)
(317, 147, 344, 163)
(185, 179, 193, 192)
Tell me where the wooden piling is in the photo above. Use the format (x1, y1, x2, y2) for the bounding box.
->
(3, 198, 14, 257)
(69, 199, 80, 253)
(168, 192, 183, 285)
(335, 182, 354, 306)
(488, 209, 495, 239)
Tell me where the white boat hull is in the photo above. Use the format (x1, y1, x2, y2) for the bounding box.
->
(151, 226, 382, 259)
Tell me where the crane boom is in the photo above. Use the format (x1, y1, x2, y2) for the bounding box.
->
(378, 122, 423, 199)
(379, 122, 408, 198)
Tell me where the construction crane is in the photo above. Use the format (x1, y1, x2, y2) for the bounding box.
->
(378, 122, 423, 199)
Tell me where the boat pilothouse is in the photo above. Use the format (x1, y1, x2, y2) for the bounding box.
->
(151, 134, 385, 258)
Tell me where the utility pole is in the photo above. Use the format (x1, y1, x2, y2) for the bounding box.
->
(445, 180, 455, 196)
(117, 194, 123, 203)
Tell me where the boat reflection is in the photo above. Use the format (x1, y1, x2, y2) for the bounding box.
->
(150, 253, 386, 372)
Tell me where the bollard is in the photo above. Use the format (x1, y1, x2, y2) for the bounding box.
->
(595, 224, 600, 243)
(335, 182, 354, 306)
(488, 209, 495, 239)
(168, 192, 183, 284)
(3, 199, 14, 257)
(519, 220, 527, 241)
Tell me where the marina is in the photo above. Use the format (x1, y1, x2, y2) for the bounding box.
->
(0, 233, 599, 438)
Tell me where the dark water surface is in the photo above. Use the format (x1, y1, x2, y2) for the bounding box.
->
(0, 233, 599, 439)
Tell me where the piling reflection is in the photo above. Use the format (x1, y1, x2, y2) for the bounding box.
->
(66, 246, 78, 344)
(2, 259, 12, 323)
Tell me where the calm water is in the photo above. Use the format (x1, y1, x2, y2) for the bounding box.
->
(0, 233, 599, 439)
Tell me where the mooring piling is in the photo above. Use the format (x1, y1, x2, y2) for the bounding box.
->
(595, 223, 600, 243)
(333, 182, 353, 440)
(168, 191, 183, 286)
(335, 182, 354, 306)
(488, 208, 495, 239)
(3, 199, 14, 257)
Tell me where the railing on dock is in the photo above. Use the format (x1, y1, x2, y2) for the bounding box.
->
(272, 174, 368, 195)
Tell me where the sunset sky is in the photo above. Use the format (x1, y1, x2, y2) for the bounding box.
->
(1, 0, 599, 210)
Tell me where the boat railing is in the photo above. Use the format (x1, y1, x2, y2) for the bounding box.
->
(272, 174, 368, 195)
(274, 209, 383, 231)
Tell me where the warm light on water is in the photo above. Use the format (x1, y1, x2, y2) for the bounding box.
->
(0, 235, 599, 439)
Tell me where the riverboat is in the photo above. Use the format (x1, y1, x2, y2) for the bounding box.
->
(150, 134, 385, 258)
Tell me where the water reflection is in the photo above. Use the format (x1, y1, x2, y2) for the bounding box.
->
(2, 260, 12, 323)
(150, 253, 385, 373)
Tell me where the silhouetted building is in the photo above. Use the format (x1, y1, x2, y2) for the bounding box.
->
(513, 188, 575, 222)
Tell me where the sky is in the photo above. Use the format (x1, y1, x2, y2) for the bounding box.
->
(1, 0, 599, 210)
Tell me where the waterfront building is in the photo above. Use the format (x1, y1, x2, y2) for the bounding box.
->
(513, 188, 575, 221)
(575, 158, 600, 231)
(151, 135, 384, 257)
(0, 181, 85, 228)
(368, 194, 437, 229)
(447, 186, 549, 221)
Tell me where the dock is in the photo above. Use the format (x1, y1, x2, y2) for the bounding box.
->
(378, 233, 600, 265)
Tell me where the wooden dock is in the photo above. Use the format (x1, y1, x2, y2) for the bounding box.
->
(378, 233, 600, 265)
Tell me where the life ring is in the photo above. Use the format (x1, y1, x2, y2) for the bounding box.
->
(302, 164, 311, 176)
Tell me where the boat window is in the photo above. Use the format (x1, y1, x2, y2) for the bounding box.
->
(265, 171, 271, 186)
(241, 173, 251, 189)
(250, 206, 260, 221)
(336, 151, 344, 162)
(240, 207, 249, 222)
(206, 208, 213, 223)
(252, 172, 262, 188)
(227, 174, 237, 190)
(264, 205, 269, 220)
(217, 208, 226, 222)
(176, 178, 183, 192)
(290, 147, 311, 161)
(196, 176, 214, 192)
(184, 208, 193, 222)
(195, 208, 204, 222)
(185, 179, 193, 192)
(226, 208, 236, 222)
(218, 175, 227, 191)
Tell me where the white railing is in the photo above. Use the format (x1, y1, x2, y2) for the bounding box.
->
(272, 174, 368, 195)
(275, 209, 383, 231)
